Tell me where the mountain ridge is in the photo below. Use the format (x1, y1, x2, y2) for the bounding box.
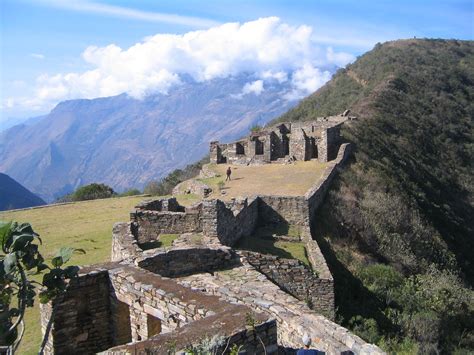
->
(0, 173, 46, 211)
(270, 38, 473, 353)
(0, 74, 299, 202)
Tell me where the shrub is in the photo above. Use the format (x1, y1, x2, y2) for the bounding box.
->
(71, 183, 115, 201)
(119, 188, 141, 197)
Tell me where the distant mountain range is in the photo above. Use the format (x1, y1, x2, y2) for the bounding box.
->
(0, 74, 298, 202)
(0, 173, 46, 211)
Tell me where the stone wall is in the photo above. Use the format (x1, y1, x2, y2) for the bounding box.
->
(211, 116, 348, 165)
(131, 209, 202, 244)
(241, 251, 334, 319)
(41, 262, 277, 355)
(104, 316, 277, 354)
(305, 143, 352, 219)
(176, 265, 384, 355)
(111, 222, 142, 262)
(201, 197, 259, 246)
(289, 128, 308, 161)
(136, 246, 238, 277)
(108, 265, 214, 341)
(135, 197, 184, 212)
(40, 270, 113, 355)
(258, 195, 308, 226)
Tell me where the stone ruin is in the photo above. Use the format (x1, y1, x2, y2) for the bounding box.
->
(40, 132, 384, 354)
(210, 113, 355, 165)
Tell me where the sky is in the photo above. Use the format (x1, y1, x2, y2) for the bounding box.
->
(1, 0, 473, 124)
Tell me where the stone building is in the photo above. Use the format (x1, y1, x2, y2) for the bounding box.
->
(40, 141, 385, 355)
(210, 114, 353, 165)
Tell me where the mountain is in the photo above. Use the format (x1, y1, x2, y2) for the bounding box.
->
(0, 115, 46, 133)
(0, 173, 46, 211)
(273, 39, 474, 353)
(0, 74, 297, 202)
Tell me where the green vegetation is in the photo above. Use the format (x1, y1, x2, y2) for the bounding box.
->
(144, 156, 209, 196)
(118, 188, 141, 197)
(237, 224, 309, 266)
(198, 175, 225, 192)
(140, 234, 179, 250)
(277, 39, 474, 353)
(0, 221, 83, 353)
(250, 124, 263, 132)
(58, 183, 116, 202)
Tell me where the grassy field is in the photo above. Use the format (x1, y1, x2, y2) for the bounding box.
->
(201, 161, 327, 200)
(0, 194, 192, 355)
(0, 185, 312, 355)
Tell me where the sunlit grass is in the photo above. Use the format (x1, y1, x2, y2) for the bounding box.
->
(236, 224, 309, 266)
(0, 194, 192, 355)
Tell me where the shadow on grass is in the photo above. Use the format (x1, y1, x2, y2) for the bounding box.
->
(236, 224, 307, 264)
(237, 234, 294, 259)
(139, 240, 163, 250)
(139, 234, 179, 250)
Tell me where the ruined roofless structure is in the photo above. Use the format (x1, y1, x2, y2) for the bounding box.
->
(39, 110, 385, 354)
(210, 111, 355, 165)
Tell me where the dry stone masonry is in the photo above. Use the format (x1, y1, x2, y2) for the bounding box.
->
(41, 114, 384, 354)
(210, 113, 354, 165)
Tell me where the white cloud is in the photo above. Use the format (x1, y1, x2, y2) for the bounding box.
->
(242, 80, 264, 96)
(30, 53, 45, 59)
(285, 64, 332, 100)
(5, 17, 354, 113)
(260, 70, 288, 83)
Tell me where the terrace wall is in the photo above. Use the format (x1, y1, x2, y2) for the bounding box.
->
(241, 251, 334, 318)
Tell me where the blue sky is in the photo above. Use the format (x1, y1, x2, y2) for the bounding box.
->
(1, 0, 473, 123)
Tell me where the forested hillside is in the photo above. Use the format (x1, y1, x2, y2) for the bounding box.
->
(276, 39, 473, 353)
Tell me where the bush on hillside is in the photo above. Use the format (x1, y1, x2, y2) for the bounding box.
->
(275, 39, 474, 353)
(118, 188, 141, 197)
(59, 183, 116, 202)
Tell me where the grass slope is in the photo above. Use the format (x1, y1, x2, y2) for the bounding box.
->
(274, 39, 474, 353)
(0, 195, 194, 354)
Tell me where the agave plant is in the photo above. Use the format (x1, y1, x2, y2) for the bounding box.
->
(0, 221, 84, 353)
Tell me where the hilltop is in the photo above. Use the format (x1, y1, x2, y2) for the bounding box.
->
(273, 39, 474, 353)
(0, 173, 46, 211)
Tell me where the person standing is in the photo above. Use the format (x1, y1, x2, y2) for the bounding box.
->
(226, 166, 232, 181)
(296, 335, 319, 355)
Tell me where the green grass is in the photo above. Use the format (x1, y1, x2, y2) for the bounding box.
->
(197, 176, 224, 190)
(0, 194, 192, 355)
(139, 233, 179, 250)
(237, 225, 309, 266)
(159, 234, 179, 247)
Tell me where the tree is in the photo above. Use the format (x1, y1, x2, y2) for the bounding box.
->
(0, 221, 84, 353)
(72, 183, 115, 201)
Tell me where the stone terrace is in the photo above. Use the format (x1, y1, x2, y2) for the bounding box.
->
(201, 160, 329, 200)
(176, 259, 382, 355)
(41, 138, 386, 354)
